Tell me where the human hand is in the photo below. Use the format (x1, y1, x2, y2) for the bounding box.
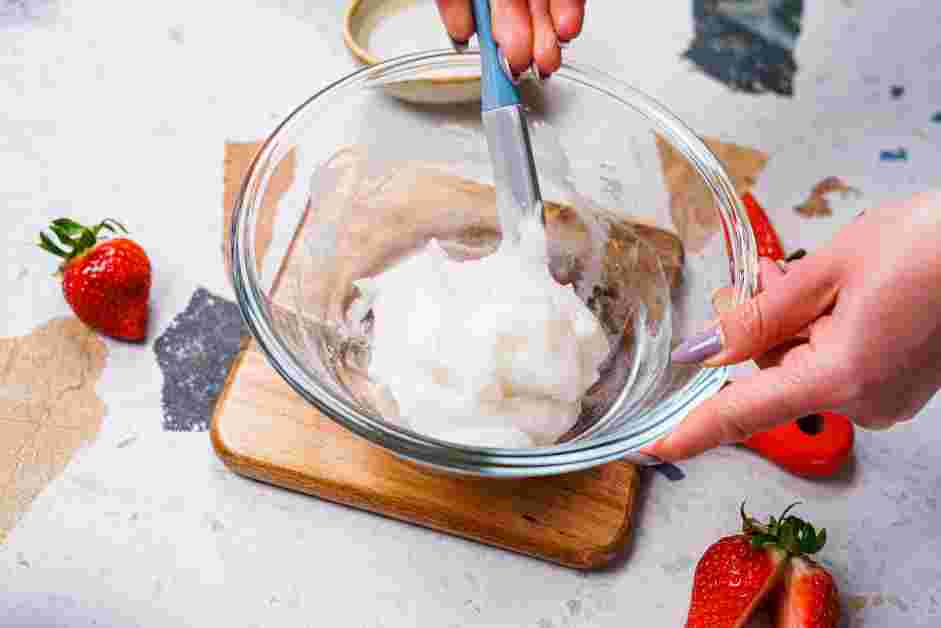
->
(651, 191, 941, 461)
(434, 0, 586, 78)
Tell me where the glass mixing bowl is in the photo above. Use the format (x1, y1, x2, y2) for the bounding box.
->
(228, 51, 758, 477)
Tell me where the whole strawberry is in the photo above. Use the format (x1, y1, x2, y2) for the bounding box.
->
(685, 503, 839, 628)
(39, 218, 151, 341)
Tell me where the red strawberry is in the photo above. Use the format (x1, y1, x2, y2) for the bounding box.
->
(39, 218, 151, 341)
(741, 192, 787, 260)
(685, 504, 834, 628)
(685, 534, 786, 628)
(775, 557, 841, 628)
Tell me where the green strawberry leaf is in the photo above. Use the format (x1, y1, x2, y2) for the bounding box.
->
(38, 232, 68, 258)
(816, 528, 827, 553)
(95, 218, 128, 237)
(40, 217, 123, 263)
(77, 228, 97, 251)
(49, 224, 80, 250)
(741, 502, 828, 557)
(51, 218, 86, 237)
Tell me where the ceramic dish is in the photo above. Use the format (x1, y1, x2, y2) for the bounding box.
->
(343, 0, 481, 104)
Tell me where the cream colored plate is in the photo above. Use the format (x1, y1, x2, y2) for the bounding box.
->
(343, 0, 482, 104)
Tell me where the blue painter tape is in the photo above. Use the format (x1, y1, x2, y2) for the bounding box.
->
(880, 148, 908, 162)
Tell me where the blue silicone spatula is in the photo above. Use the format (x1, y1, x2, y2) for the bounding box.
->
(471, 0, 544, 244)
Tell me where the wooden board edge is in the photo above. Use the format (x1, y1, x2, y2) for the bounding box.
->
(209, 345, 252, 465)
(214, 443, 635, 571)
(211, 358, 638, 570)
(577, 465, 640, 569)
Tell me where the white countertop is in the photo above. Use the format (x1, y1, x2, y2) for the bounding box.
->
(2, 1, 940, 626)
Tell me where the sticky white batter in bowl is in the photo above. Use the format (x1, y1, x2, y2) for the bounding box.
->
(356, 218, 610, 448)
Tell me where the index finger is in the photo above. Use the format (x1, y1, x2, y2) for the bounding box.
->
(647, 344, 839, 461)
(492, 0, 535, 74)
(435, 0, 475, 43)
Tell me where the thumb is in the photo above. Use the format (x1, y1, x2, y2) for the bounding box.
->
(672, 254, 838, 366)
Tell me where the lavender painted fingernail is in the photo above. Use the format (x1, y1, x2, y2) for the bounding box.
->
(671, 325, 723, 364)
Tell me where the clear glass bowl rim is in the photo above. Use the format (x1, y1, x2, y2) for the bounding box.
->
(230, 49, 759, 477)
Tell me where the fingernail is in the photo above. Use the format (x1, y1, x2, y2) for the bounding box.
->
(785, 248, 806, 262)
(710, 288, 723, 309)
(862, 420, 895, 431)
(671, 324, 723, 364)
(450, 37, 469, 53)
(711, 287, 733, 313)
(529, 62, 548, 84)
(499, 52, 521, 84)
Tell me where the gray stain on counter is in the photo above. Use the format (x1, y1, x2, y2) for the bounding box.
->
(154, 287, 249, 431)
(684, 0, 804, 96)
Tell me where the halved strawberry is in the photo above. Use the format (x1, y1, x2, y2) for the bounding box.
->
(685, 504, 831, 628)
(775, 556, 841, 628)
(685, 534, 786, 628)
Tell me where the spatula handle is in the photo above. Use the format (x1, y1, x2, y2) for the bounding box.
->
(471, 0, 521, 111)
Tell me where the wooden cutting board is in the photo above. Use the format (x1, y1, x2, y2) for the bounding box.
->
(213, 150, 687, 569)
(211, 346, 639, 569)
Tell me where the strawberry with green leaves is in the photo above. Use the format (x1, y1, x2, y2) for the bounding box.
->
(685, 503, 839, 628)
(39, 218, 151, 341)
